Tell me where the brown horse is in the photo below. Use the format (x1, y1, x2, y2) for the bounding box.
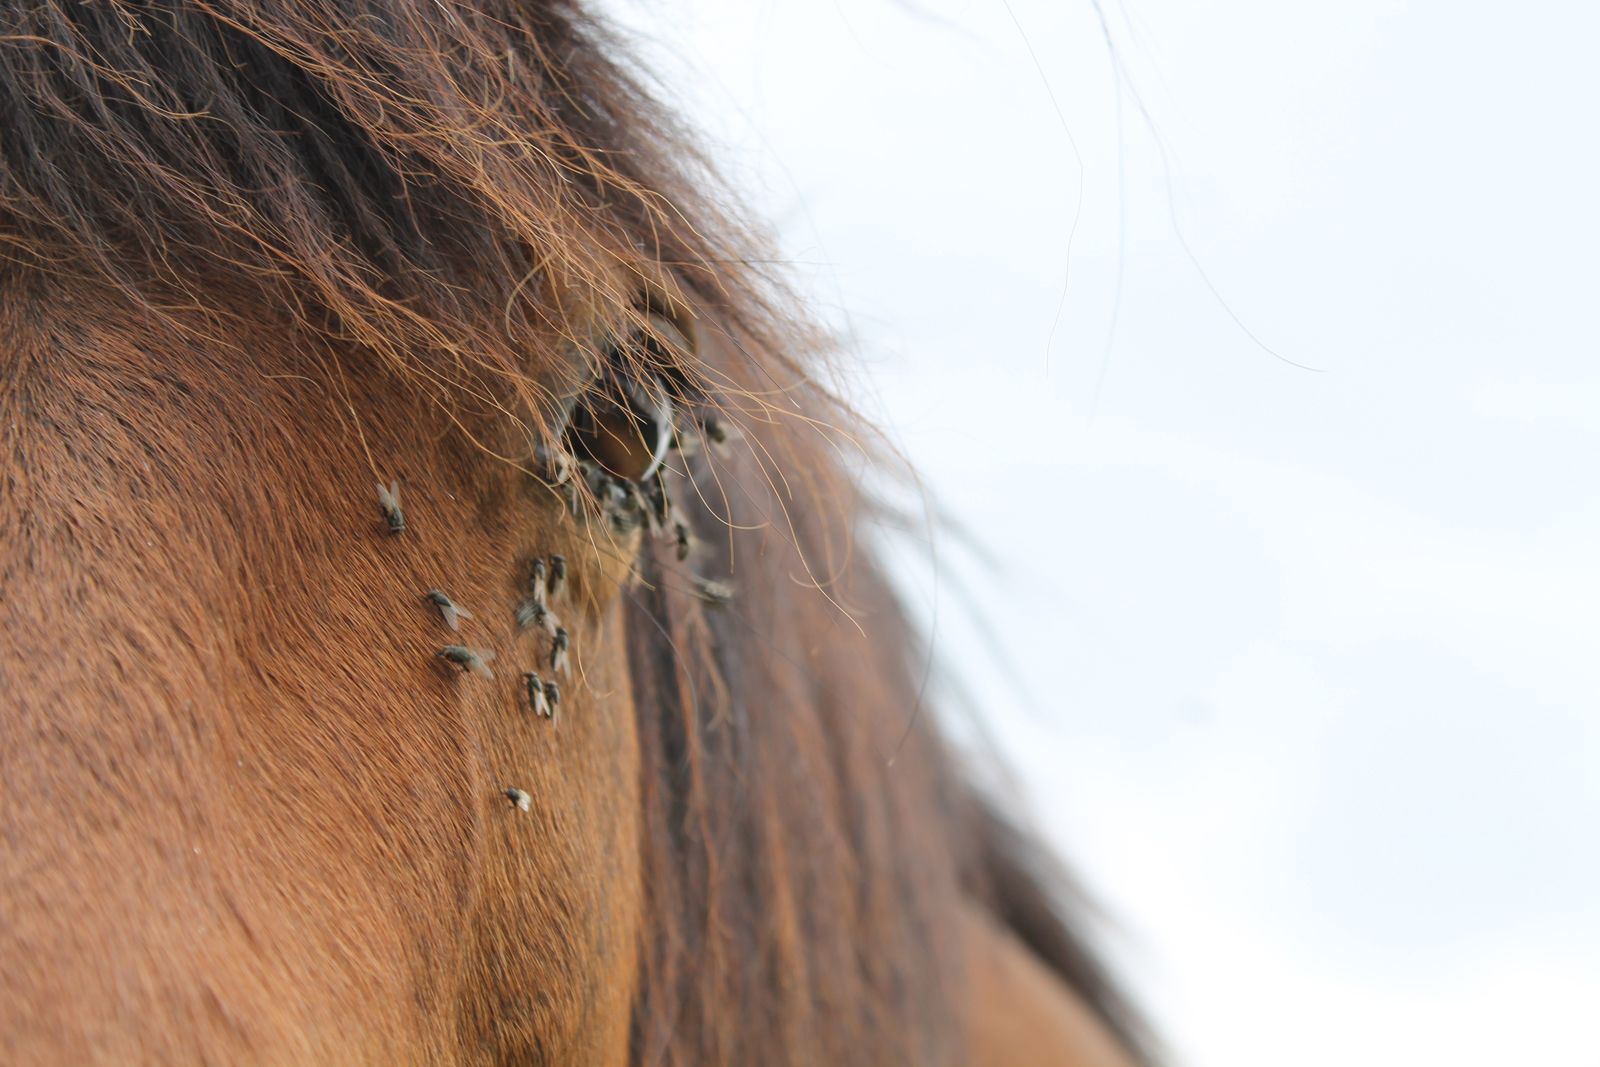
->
(0, 1, 1157, 1063)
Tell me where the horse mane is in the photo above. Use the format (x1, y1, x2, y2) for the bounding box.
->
(0, 1, 1156, 1063)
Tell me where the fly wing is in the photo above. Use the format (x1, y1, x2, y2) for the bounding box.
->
(426, 590, 465, 630)
(468, 647, 496, 680)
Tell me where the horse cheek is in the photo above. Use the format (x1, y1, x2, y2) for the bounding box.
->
(459, 595, 642, 1067)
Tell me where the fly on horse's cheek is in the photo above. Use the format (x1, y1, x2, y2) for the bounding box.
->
(351, 349, 654, 1064)
(377, 397, 648, 1067)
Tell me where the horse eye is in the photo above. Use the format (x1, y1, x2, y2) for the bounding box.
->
(564, 314, 687, 483)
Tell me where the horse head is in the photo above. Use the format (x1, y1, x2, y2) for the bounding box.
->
(0, 1, 1155, 1063)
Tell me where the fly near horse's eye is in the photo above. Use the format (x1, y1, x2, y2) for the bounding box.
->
(547, 555, 567, 602)
(424, 589, 473, 631)
(375, 480, 405, 533)
(533, 442, 573, 487)
(550, 627, 570, 676)
(437, 645, 495, 680)
(601, 476, 631, 511)
(523, 671, 549, 717)
(693, 412, 741, 459)
(641, 479, 670, 531)
(529, 558, 548, 607)
(592, 475, 642, 534)
(516, 598, 559, 636)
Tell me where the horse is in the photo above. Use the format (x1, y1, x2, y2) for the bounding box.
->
(0, 0, 1157, 1063)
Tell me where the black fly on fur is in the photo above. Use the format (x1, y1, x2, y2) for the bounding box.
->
(533, 442, 572, 487)
(642, 478, 671, 527)
(437, 645, 495, 680)
(548, 555, 567, 603)
(529, 558, 548, 608)
(698, 413, 741, 458)
(550, 627, 570, 676)
(516, 599, 560, 636)
(424, 589, 473, 631)
(376, 480, 405, 533)
(598, 476, 640, 533)
(543, 679, 561, 715)
(523, 671, 550, 717)
(636, 482, 663, 537)
(504, 788, 531, 812)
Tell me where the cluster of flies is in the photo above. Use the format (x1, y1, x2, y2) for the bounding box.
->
(539, 399, 736, 608)
(371, 319, 742, 815)
(374, 480, 571, 816)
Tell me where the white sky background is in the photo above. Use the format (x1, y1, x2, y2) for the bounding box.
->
(598, 2, 1600, 1064)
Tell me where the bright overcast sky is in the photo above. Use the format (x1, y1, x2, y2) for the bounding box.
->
(600, 2, 1600, 1064)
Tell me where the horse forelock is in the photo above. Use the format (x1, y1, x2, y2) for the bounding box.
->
(0, 0, 767, 443)
(0, 2, 1157, 1064)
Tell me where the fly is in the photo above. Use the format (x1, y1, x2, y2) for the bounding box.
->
(437, 645, 496, 680)
(376, 480, 405, 534)
(548, 555, 567, 603)
(529, 558, 548, 608)
(523, 671, 550, 717)
(424, 589, 473, 631)
(550, 627, 570, 676)
(516, 599, 560, 637)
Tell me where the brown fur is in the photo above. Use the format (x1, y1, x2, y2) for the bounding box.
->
(0, 1, 1158, 1064)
